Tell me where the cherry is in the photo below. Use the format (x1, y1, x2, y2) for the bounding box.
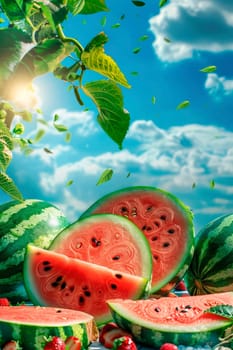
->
(160, 343, 178, 350)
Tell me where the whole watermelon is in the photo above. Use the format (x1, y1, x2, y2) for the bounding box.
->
(0, 199, 69, 303)
(185, 213, 233, 295)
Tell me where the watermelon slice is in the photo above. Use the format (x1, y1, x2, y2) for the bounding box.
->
(107, 292, 233, 348)
(49, 213, 152, 283)
(80, 186, 195, 294)
(23, 244, 149, 325)
(0, 305, 98, 349)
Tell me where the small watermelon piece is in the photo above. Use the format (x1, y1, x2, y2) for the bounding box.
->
(0, 305, 98, 350)
(80, 186, 195, 294)
(23, 244, 149, 325)
(185, 213, 233, 295)
(49, 213, 152, 284)
(107, 292, 233, 348)
(0, 199, 69, 303)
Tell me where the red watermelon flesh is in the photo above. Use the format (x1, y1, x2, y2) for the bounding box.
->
(23, 244, 149, 325)
(80, 187, 195, 294)
(49, 214, 152, 283)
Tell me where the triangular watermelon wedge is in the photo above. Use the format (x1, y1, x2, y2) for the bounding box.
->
(23, 244, 149, 325)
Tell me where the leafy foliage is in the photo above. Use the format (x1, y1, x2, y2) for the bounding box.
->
(205, 304, 233, 321)
(0, 0, 131, 201)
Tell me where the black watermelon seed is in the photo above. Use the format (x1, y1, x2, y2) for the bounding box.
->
(69, 286, 75, 292)
(110, 283, 117, 290)
(56, 309, 62, 313)
(44, 266, 52, 272)
(168, 228, 175, 234)
(60, 282, 66, 290)
(79, 295, 85, 305)
(115, 274, 122, 279)
(91, 237, 101, 247)
(112, 255, 120, 260)
(160, 215, 167, 220)
(163, 242, 170, 248)
(84, 290, 91, 297)
(56, 276, 63, 282)
(42, 261, 50, 265)
(51, 281, 59, 288)
(154, 307, 161, 312)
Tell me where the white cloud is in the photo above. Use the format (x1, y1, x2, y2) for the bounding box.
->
(149, 0, 233, 62)
(205, 73, 233, 97)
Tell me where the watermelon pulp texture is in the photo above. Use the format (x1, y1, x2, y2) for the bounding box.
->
(0, 199, 69, 303)
(24, 244, 148, 325)
(185, 213, 233, 295)
(49, 213, 152, 283)
(107, 292, 233, 348)
(0, 305, 98, 350)
(80, 186, 195, 294)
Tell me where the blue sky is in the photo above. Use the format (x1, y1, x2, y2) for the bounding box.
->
(5, 0, 233, 233)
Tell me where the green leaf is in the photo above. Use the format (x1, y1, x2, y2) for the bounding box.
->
(0, 171, 23, 201)
(205, 305, 233, 320)
(96, 168, 113, 185)
(132, 1, 146, 6)
(43, 147, 53, 154)
(79, 0, 109, 14)
(67, 0, 85, 15)
(176, 100, 190, 110)
(159, 0, 168, 8)
(82, 80, 130, 149)
(33, 129, 46, 143)
(111, 23, 121, 29)
(200, 65, 217, 73)
(66, 179, 74, 186)
(132, 47, 141, 54)
(81, 47, 131, 88)
(0, 0, 26, 21)
(84, 32, 109, 52)
(210, 179, 215, 189)
(152, 96, 157, 104)
(10, 38, 74, 85)
(0, 120, 13, 171)
(53, 123, 69, 132)
(139, 35, 149, 41)
(100, 15, 107, 26)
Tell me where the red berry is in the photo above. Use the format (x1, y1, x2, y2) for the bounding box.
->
(112, 336, 137, 350)
(99, 323, 132, 348)
(160, 343, 178, 350)
(0, 298, 10, 306)
(44, 336, 65, 350)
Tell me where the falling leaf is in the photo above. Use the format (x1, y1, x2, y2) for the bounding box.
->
(44, 147, 53, 154)
(130, 71, 139, 76)
(139, 35, 149, 41)
(132, 1, 146, 6)
(200, 65, 217, 73)
(100, 15, 107, 26)
(120, 14, 125, 20)
(126, 172, 131, 178)
(53, 114, 59, 122)
(159, 0, 168, 8)
(66, 180, 74, 187)
(176, 100, 190, 110)
(210, 179, 215, 189)
(192, 182, 196, 189)
(133, 47, 141, 54)
(164, 37, 171, 43)
(111, 23, 121, 29)
(65, 132, 72, 142)
(96, 168, 113, 185)
(53, 123, 68, 132)
(152, 96, 157, 104)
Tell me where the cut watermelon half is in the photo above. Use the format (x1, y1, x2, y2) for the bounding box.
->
(107, 292, 233, 348)
(80, 186, 195, 294)
(49, 213, 152, 285)
(23, 244, 149, 325)
(0, 305, 98, 350)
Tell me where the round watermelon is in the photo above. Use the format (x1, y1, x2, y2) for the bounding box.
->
(80, 186, 195, 294)
(0, 305, 98, 349)
(24, 244, 149, 325)
(0, 199, 69, 302)
(107, 292, 233, 348)
(185, 213, 233, 295)
(49, 213, 152, 284)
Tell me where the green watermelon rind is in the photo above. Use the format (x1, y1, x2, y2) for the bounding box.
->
(185, 213, 233, 295)
(107, 294, 233, 348)
(49, 213, 153, 284)
(0, 199, 69, 302)
(0, 306, 98, 350)
(80, 186, 195, 294)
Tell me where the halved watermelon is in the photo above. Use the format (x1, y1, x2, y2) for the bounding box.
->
(49, 213, 152, 284)
(80, 186, 195, 294)
(23, 244, 149, 325)
(0, 305, 98, 350)
(107, 292, 233, 348)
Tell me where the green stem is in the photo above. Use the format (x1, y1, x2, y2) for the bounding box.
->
(56, 24, 84, 55)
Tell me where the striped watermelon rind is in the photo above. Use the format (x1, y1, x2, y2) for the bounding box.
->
(80, 186, 195, 294)
(185, 213, 233, 295)
(107, 292, 233, 348)
(0, 199, 69, 302)
(0, 305, 98, 349)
